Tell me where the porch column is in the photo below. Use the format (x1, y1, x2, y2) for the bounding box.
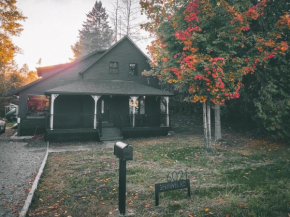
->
(91, 95, 101, 129)
(164, 96, 170, 127)
(50, 94, 59, 130)
(130, 96, 138, 127)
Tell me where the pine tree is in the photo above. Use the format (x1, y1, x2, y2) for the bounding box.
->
(72, 1, 113, 59)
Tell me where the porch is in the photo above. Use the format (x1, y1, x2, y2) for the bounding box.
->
(46, 113, 170, 142)
(45, 80, 173, 142)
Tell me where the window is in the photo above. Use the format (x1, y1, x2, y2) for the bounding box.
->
(26, 95, 49, 117)
(129, 97, 145, 114)
(101, 99, 105, 114)
(139, 98, 145, 114)
(160, 97, 167, 114)
(129, 63, 138, 75)
(109, 61, 118, 74)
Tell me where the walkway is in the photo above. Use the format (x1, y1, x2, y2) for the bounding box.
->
(0, 130, 46, 217)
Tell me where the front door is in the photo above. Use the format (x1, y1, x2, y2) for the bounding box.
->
(100, 98, 109, 122)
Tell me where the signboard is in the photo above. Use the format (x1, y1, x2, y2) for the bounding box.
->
(155, 170, 191, 206)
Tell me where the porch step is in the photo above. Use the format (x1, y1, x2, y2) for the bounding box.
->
(102, 122, 114, 127)
(100, 127, 123, 141)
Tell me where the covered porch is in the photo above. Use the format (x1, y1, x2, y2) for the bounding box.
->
(45, 80, 173, 142)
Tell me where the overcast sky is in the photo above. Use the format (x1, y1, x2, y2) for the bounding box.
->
(13, 0, 150, 71)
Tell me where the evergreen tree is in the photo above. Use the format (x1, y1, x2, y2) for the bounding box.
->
(72, 1, 113, 59)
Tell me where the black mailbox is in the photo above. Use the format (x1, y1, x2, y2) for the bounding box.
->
(114, 142, 133, 161)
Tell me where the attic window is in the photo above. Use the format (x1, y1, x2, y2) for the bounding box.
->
(129, 63, 138, 75)
(109, 61, 118, 74)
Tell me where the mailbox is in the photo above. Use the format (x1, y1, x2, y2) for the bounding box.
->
(114, 142, 133, 161)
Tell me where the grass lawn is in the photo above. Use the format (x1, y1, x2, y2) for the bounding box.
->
(28, 134, 290, 217)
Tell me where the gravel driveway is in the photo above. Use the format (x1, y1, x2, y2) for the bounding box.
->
(0, 129, 46, 217)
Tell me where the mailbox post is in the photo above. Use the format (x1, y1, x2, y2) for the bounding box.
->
(114, 142, 133, 215)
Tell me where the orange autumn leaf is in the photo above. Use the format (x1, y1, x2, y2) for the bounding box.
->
(205, 208, 209, 212)
(145, 204, 151, 208)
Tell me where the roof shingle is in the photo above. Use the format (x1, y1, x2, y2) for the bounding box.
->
(45, 80, 173, 96)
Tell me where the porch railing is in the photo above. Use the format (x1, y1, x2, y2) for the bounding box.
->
(46, 113, 170, 131)
(47, 114, 94, 129)
(117, 114, 170, 128)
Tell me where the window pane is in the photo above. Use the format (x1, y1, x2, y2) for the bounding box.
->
(129, 98, 139, 114)
(129, 63, 137, 75)
(27, 95, 49, 117)
(101, 99, 104, 114)
(140, 98, 145, 114)
(109, 61, 118, 74)
(160, 98, 166, 113)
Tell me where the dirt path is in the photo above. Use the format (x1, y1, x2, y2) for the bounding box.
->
(0, 129, 46, 217)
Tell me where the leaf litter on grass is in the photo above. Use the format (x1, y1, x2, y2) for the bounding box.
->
(28, 135, 290, 217)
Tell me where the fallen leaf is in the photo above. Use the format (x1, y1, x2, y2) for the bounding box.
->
(205, 208, 209, 212)
(145, 204, 151, 208)
(226, 214, 231, 217)
(217, 198, 223, 202)
(149, 185, 154, 190)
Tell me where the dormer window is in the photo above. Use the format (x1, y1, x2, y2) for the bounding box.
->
(129, 63, 138, 75)
(109, 61, 118, 74)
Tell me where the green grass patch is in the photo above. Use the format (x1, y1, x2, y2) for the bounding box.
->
(28, 135, 290, 217)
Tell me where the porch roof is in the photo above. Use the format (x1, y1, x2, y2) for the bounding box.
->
(45, 80, 173, 96)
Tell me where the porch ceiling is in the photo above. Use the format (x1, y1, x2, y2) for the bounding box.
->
(45, 80, 173, 96)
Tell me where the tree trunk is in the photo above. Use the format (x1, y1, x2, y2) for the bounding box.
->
(203, 102, 208, 148)
(214, 104, 222, 141)
(206, 100, 211, 148)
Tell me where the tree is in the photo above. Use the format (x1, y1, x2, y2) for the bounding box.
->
(110, 0, 146, 42)
(121, 0, 142, 41)
(71, 1, 114, 59)
(0, 0, 26, 70)
(224, 0, 290, 142)
(140, 0, 290, 148)
(110, 0, 120, 42)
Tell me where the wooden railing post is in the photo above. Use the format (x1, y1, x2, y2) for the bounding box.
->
(50, 94, 59, 130)
(91, 95, 101, 129)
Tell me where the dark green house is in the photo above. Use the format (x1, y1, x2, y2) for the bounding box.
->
(14, 36, 173, 141)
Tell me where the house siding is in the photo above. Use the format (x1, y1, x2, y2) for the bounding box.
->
(83, 38, 159, 88)
(18, 53, 102, 135)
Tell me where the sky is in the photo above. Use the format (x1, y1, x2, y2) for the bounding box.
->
(13, 0, 150, 71)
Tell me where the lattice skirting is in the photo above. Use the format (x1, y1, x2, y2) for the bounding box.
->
(46, 129, 100, 142)
(122, 127, 170, 139)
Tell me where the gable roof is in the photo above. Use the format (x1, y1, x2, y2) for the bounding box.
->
(78, 35, 150, 75)
(13, 36, 149, 95)
(13, 49, 106, 95)
(45, 80, 173, 96)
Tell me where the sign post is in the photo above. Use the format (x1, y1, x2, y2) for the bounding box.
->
(114, 142, 133, 215)
(119, 159, 126, 215)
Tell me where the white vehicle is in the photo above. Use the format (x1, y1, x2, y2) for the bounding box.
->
(0, 119, 6, 134)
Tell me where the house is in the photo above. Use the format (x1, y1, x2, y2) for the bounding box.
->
(14, 36, 173, 142)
